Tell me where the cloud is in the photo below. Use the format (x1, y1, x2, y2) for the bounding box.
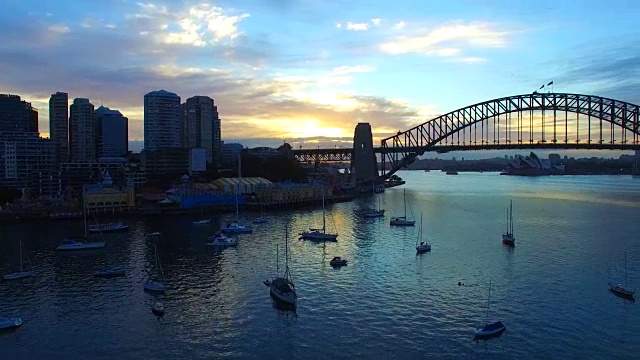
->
(371, 18, 381, 26)
(455, 57, 486, 64)
(48, 24, 70, 34)
(332, 65, 375, 75)
(346, 22, 369, 31)
(134, 2, 250, 46)
(393, 21, 405, 30)
(379, 21, 512, 59)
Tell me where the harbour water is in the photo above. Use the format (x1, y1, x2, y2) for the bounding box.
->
(1, 171, 639, 359)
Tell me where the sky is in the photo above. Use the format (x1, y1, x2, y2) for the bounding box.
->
(1, 0, 639, 154)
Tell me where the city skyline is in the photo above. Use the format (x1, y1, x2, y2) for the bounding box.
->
(0, 0, 639, 152)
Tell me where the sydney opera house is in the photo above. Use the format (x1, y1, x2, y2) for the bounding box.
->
(501, 152, 566, 176)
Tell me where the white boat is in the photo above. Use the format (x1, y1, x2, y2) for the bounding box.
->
(364, 182, 385, 218)
(56, 238, 106, 251)
(193, 219, 211, 225)
(502, 200, 515, 246)
(144, 242, 166, 293)
(3, 240, 34, 280)
(330, 256, 348, 267)
(474, 280, 506, 339)
(390, 189, 416, 226)
(253, 218, 268, 224)
(270, 228, 297, 306)
(206, 233, 238, 247)
(152, 301, 165, 316)
(609, 252, 635, 299)
(300, 186, 338, 241)
(88, 221, 129, 233)
(221, 154, 253, 234)
(146, 232, 162, 237)
(0, 316, 22, 329)
(415, 212, 432, 254)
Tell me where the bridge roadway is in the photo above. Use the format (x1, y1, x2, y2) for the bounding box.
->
(292, 143, 640, 162)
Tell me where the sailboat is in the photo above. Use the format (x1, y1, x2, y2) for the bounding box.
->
(3, 240, 34, 280)
(390, 189, 415, 226)
(300, 186, 338, 241)
(474, 280, 506, 339)
(415, 212, 431, 254)
(221, 154, 252, 234)
(57, 187, 106, 251)
(364, 182, 385, 218)
(609, 252, 635, 299)
(0, 316, 22, 330)
(193, 207, 211, 225)
(206, 232, 238, 247)
(270, 227, 297, 306)
(144, 242, 166, 292)
(502, 200, 515, 246)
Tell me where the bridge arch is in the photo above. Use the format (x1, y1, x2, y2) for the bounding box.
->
(381, 93, 640, 178)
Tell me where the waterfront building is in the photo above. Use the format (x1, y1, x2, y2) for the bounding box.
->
(0, 94, 38, 133)
(69, 98, 96, 162)
(502, 152, 565, 175)
(253, 182, 323, 204)
(95, 106, 128, 158)
(0, 132, 59, 197)
(49, 92, 69, 164)
(144, 90, 181, 151)
(212, 177, 273, 194)
(83, 171, 134, 215)
(182, 95, 220, 166)
(189, 147, 207, 175)
(166, 181, 237, 209)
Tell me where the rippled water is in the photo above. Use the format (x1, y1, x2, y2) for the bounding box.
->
(1, 171, 639, 359)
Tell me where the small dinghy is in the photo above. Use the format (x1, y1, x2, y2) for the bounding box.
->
(193, 219, 211, 225)
(253, 218, 268, 224)
(146, 232, 162, 237)
(0, 317, 22, 330)
(151, 301, 165, 316)
(93, 268, 126, 278)
(263, 279, 271, 286)
(330, 257, 348, 267)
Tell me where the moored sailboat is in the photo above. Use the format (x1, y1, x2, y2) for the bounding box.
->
(270, 228, 297, 306)
(502, 200, 515, 247)
(474, 280, 506, 339)
(390, 189, 415, 226)
(144, 242, 166, 293)
(300, 186, 338, 241)
(221, 154, 253, 234)
(364, 182, 385, 218)
(3, 240, 34, 280)
(57, 185, 106, 251)
(609, 252, 635, 299)
(415, 212, 431, 254)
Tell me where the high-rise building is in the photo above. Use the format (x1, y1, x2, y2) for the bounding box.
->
(144, 90, 181, 151)
(49, 91, 69, 164)
(0, 94, 38, 133)
(69, 98, 96, 162)
(0, 132, 58, 197)
(182, 95, 221, 165)
(95, 106, 128, 158)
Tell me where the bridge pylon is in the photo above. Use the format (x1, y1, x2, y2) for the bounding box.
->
(350, 122, 378, 184)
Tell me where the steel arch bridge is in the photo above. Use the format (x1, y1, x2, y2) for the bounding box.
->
(380, 92, 640, 178)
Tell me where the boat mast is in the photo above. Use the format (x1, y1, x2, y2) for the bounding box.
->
(486, 280, 492, 323)
(236, 154, 241, 222)
(322, 186, 326, 234)
(417, 212, 423, 246)
(403, 189, 407, 218)
(276, 244, 279, 277)
(625, 252, 628, 288)
(19, 240, 23, 272)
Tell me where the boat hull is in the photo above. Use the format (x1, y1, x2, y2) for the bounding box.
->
(144, 280, 167, 293)
(474, 321, 506, 339)
(364, 210, 385, 218)
(609, 284, 635, 299)
(416, 245, 431, 253)
(299, 232, 338, 241)
(0, 317, 22, 330)
(3, 271, 34, 280)
(56, 242, 106, 251)
(270, 287, 297, 306)
(390, 219, 415, 226)
(88, 224, 129, 233)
